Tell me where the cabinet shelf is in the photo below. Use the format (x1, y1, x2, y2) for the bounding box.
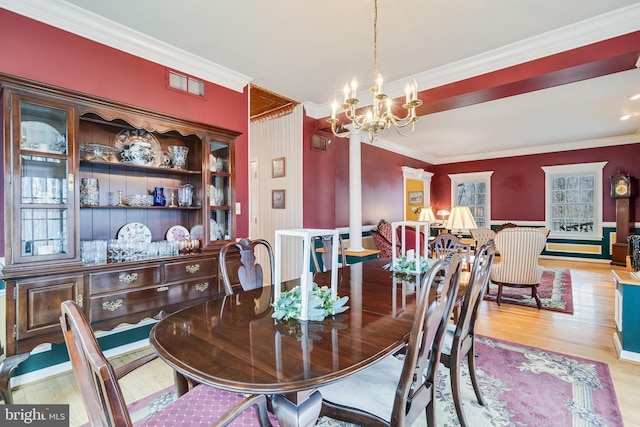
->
(80, 205, 201, 210)
(80, 160, 201, 175)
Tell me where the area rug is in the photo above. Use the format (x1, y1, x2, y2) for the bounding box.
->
(116, 336, 622, 427)
(484, 267, 574, 313)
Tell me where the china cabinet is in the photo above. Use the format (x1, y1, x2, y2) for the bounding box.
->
(0, 74, 239, 402)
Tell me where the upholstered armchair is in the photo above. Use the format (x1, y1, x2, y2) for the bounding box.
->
(489, 227, 548, 309)
(371, 221, 401, 258)
(470, 227, 496, 253)
(627, 235, 640, 272)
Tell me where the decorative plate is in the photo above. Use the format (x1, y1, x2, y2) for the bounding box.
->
(117, 222, 152, 242)
(190, 224, 203, 240)
(21, 121, 66, 154)
(166, 225, 190, 241)
(114, 129, 161, 167)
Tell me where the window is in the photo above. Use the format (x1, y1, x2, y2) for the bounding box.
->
(541, 162, 607, 239)
(449, 171, 493, 227)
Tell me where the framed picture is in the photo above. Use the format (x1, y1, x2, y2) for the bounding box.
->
(272, 189, 285, 209)
(408, 191, 423, 205)
(272, 157, 286, 178)
(311, 134, 329, 151)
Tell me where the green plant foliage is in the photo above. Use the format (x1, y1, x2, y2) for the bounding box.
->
(383, 256, 436, 278)
(272, 283, 349, 321)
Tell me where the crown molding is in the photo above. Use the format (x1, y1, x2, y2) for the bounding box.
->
(432, 134, 640, 165)
(0, 0, 252, 92)
(308, 3, 640, 120)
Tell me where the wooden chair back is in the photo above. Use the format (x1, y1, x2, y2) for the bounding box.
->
(456, 241, 496, 341)
(60, 300, 132, 427)
(393, 254, 462, 426)
(311, 234, 347, 273)
(220, 238, 274, 296)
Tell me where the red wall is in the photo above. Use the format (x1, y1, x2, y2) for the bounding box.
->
(432, 143, 640, 223)
(303, 106, 640, 231)
(302, 114, 433, 228)
(0, 10, 250, 254)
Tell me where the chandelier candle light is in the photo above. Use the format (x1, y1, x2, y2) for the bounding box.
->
(327, 0, 422, 143)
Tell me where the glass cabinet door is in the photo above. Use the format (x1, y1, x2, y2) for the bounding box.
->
(13, 96, 75, 263)
(209, 140, 233, 243)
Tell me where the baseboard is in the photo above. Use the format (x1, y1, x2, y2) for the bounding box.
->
(612, 333, 640, 363)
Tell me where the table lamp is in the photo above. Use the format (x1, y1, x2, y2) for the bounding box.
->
(446, 206, 477, 239)
(418, 207, 436, 223)
(437, 209, 450, 223)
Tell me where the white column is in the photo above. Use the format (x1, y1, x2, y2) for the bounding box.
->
(349, 129, 363, 252)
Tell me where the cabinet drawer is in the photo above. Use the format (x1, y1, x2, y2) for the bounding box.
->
(89, 279, 216, 322)
(165, 258, 216, 282)
(89, 266, 161, 295)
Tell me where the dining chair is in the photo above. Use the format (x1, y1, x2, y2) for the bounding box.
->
(59, 300, 275, 427)
(311, 234, 347, 273)
(440, 241, 496, 427)
(431, 233, 471, 264)
(318, 255, 463, 427)
(220, 237, 275, 296)
(490, 227, 548, 309)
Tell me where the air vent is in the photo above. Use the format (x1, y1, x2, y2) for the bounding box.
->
(168, 70, 204, 96)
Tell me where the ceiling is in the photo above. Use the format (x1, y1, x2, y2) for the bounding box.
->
(5, 0, 640, 164)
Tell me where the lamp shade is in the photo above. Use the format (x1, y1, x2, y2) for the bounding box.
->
(445, 206, 477, 232)
(418, 207, 436, 222)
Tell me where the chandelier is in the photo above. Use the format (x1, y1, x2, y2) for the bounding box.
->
(327, 0, 422, 143)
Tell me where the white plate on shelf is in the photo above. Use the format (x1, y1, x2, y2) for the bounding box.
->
(21, 121, 66, 153)
(166, 225, 190, 241)
(117, 222, 152, 242)
(210, 219, 222, 241)
(190, 225, 203, 240)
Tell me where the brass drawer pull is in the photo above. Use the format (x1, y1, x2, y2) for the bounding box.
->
(185, 264, 200, 274)
(119, 272, 138, 284)
(76, 294, 83, 307)
(195, 282, 209, 292)
(157, 286, 169, 292)
(102, 299, 123, 312)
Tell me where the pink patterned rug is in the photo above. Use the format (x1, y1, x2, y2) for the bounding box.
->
(484, 267, 574, 313)
(99, 337, 622, 427)
(435, 336, 623, 426)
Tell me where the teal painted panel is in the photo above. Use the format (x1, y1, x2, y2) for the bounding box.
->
(14, 323, 155, 376)
(622, 284, 640, 353)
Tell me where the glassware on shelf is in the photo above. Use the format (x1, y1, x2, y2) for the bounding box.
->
(80, 178, 99, 206)
(168, 145, 189, 169)
(178, 184, 193, 207)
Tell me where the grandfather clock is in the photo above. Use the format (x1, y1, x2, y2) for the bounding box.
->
(611, 172, 632, 266)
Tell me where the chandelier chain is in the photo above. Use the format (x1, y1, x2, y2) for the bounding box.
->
(373, 0, 378, 81)
(328, 0, 422, 142)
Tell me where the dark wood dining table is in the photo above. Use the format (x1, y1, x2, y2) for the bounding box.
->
(149, 258, 422, 427)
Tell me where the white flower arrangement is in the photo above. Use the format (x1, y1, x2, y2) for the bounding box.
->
(272, 283, 349, 321)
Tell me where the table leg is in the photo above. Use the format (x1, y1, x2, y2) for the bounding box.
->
(270, 390, 322, 427)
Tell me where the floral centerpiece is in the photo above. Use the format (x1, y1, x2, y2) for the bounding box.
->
(272, 283, 349, 321)
(383, 255, 436, 278)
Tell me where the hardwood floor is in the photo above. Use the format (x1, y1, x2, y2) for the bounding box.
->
(10, 258, 640, 427)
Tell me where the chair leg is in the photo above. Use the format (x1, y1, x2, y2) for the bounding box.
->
(496, 283, 503, 306)
(466, 343, 486, 406)
(450, 351, 470, 427)
(425, 399, 437, 427)
(532, 285, 542, 309)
